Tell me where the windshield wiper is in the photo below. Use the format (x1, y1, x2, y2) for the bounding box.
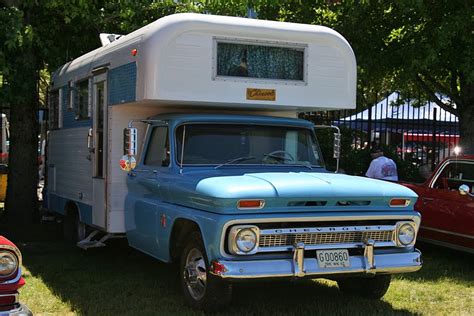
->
(215, 156, 256, 169)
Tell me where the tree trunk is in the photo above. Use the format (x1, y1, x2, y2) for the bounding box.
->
(4, 28, 39, 233)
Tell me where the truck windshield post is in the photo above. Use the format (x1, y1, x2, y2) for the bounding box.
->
(180, 125, 186, 174)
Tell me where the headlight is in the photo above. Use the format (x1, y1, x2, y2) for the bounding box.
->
(397, 222, 416, 246)
(0, 251, 18, 277)
(228, 225, 259, 255)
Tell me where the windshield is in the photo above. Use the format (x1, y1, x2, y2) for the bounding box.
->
(175, 124, 323, 167)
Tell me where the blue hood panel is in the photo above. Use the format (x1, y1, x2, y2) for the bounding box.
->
(167, 171, 417, 214)
(196, 172, 416, 198)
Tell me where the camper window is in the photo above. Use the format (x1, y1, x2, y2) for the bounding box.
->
(216, 41, 305, 81)
(75, 79, 90, 120)
(144, 126, 170, 167)
(48, 90, 60, 130)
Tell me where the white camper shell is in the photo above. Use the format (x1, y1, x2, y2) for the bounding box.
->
(46, 13, 356, 233)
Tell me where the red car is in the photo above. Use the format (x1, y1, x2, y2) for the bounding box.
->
(0, 236, 31, 315)
(402, 155, 474, 253)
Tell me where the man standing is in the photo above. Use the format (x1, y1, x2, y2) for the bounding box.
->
(366, 147, 398, 181)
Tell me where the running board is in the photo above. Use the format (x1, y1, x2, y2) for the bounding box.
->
(77, 230, 125, 250)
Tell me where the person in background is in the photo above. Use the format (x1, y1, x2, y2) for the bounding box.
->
(366, 147, 398, 181)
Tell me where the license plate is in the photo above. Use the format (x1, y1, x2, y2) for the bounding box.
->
(317, 249, 350, 268)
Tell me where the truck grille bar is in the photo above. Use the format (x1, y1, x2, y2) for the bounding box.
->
(257, 225, 396, 251)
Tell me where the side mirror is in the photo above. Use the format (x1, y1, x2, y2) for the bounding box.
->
(123, 127, 137, 156)
(459, 184, 473, 197)
(120, 128, 138, 172)
(333, 132, 341, 159)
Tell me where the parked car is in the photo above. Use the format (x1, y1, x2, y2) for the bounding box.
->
(0, 236, 31, 315)
(402, 155, 474, 253)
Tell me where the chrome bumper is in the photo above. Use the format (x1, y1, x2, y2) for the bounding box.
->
(0, 303, 32, 316)
(213, 245, 422, 280)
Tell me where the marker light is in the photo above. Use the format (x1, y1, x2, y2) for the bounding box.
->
(131, 48, 138, 56)
(390, 198, 410, 207)
(237, 199, 265, 209)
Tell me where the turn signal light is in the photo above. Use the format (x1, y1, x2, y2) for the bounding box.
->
(237, 199, 265, 209)
(210, 260, 227, 275)
(390, 198, 410, 207)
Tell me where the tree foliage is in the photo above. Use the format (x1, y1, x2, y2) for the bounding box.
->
(0, 1, 472, 228)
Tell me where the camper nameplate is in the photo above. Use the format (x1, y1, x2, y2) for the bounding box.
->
(246, 88, 276, 101)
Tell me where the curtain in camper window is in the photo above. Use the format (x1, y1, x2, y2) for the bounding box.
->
(217, 42, 304, 81)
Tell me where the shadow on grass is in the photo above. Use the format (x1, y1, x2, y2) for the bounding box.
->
(20, 236, 421, 316)
(393, 242, 474, 284)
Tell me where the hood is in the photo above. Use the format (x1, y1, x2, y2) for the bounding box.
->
(196, 172, 416, 199)
(166, 171, 417, 214)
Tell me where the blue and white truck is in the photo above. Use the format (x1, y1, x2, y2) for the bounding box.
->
(44, 13, 422, 310)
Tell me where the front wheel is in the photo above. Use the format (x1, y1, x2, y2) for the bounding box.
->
(180, 232, 232, 311)
(337, 275, 391, 299)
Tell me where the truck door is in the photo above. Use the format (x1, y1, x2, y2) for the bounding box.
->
(92, 74, 107, 228)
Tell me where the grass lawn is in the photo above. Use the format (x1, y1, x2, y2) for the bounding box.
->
(17, 240, 473, 316)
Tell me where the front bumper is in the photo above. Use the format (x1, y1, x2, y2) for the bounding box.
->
(213, 248, 422, 280)
(0, 303, 32, 316)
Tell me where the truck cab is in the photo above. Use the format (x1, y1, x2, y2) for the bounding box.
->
(123, 113, 421, 310)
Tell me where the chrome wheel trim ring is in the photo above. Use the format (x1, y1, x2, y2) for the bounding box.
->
(184, 247, 207, 301)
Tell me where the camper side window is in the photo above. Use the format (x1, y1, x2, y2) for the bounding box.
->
(216, 41, 305, 81)
(75, 80, 90, 120)
(48, 90, 60, 130)
(144, 126, 170, 167)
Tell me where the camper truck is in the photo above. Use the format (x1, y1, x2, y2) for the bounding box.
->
(44, 13, 422, 310)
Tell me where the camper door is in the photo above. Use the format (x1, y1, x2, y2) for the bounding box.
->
(92, 73, 107, 228)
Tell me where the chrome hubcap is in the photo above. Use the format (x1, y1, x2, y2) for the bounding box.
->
(184, 248, 207, 300)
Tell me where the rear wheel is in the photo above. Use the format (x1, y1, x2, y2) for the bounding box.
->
(63, 207, 86, 242)
(337, 275, 391, 299)
(180, 231, 232, 311)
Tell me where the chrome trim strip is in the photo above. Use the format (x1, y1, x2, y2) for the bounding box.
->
(257, 241, 397, 252)
(214, 250, 422, 279)
(220, 214, 421, 258)
(0, 292, 19, 304)
(260, 225, 396, 235)
(0, 268, 22, 285)
(428, 159, 474, 189)
(420, 226, 474, 240)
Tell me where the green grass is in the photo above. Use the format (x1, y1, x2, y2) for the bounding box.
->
(18, 240, 473, 316)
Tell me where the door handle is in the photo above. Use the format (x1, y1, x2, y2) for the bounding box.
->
(422, 197, 434, 202)
(87, 128, 94, 153)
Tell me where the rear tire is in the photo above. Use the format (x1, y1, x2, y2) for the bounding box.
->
(179, 231, 232, 311)
(63, 208, 86, 242)
(337, 275, 391, 299)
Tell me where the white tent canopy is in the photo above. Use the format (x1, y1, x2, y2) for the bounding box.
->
(339, 92, 458, 122)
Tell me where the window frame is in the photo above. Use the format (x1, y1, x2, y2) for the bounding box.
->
(173, 122, 323, 167)
(212, 37, 308, 86)
(74, 78, 91, 121)
(430, 159, 474, 189)
(143, 125, 170, 168)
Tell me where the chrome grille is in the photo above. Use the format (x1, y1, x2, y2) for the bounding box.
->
(259, 230, 394, 248)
